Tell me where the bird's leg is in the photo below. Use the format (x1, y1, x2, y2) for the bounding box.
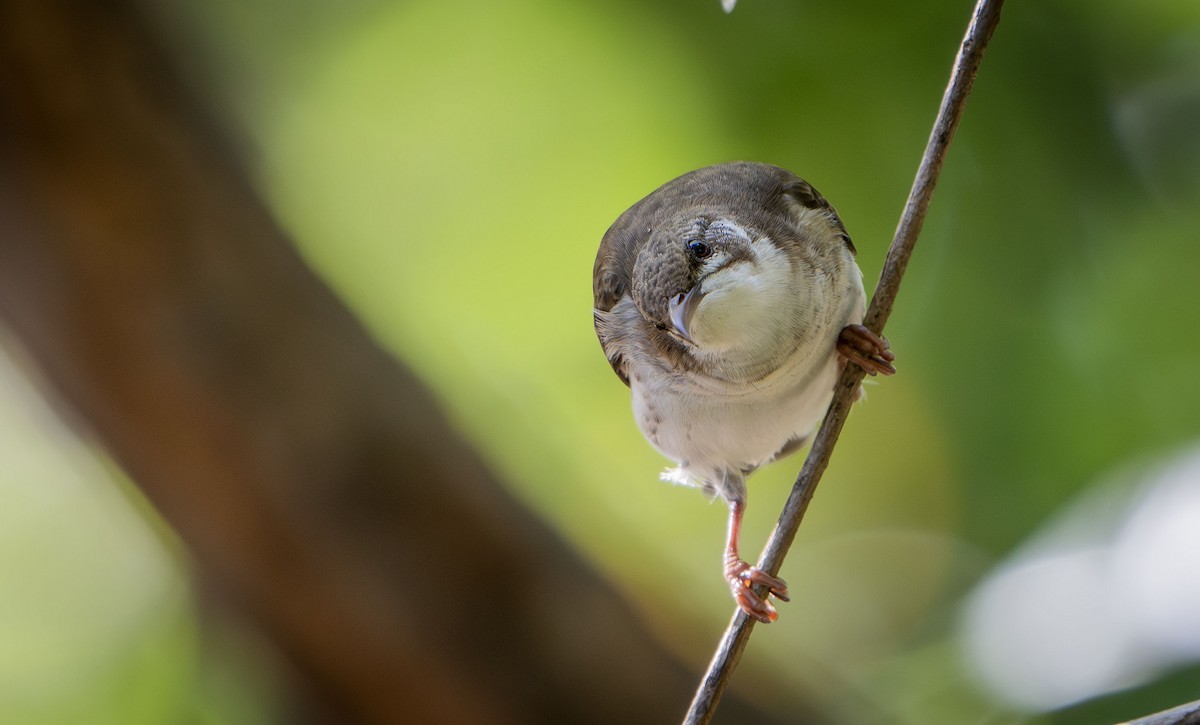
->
(724, 499, 789, 623)
(837, 323, 896, 376)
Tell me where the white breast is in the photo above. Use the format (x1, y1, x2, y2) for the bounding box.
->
(628, 257, 864, 501)
(631, 328, 840, 484)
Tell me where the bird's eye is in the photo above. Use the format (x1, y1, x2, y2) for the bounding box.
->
(687, 241, 713, 259)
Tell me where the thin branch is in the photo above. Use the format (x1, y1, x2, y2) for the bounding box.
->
(1123, 699, 1200, 725)
(683, 1, 1006, 722)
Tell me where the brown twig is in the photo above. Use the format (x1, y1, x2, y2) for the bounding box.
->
(1122, 699, 1200, 725)
(682, 1, 1006, 722)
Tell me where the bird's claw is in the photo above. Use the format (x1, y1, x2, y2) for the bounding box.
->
(837, 324, 896, 376)
(726, 559, 789, 624)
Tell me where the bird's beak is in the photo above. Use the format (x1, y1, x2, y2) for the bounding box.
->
(668, 283, 707, 343)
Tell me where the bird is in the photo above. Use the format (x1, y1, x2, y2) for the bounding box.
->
(592, 161, 895, 623)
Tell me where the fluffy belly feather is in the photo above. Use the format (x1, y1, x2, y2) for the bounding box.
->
(632, 345, 841, 475)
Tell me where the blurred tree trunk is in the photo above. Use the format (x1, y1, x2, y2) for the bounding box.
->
(0, 1, 791, 722)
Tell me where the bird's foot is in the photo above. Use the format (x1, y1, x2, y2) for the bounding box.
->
(837, 324, 896, 376)
(726, 559, 790, 624)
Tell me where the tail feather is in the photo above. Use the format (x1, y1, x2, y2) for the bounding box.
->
(660, 465, 746, 504)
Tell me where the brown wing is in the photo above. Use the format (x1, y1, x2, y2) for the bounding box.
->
(593, 175, 688, 386)
(593, 207, 647, 386)
(776, 177, 856, 255)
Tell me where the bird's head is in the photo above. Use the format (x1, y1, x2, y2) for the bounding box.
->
(632, 201, 850, 377)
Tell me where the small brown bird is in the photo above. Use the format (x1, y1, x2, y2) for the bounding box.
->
(593, 162, 895, 623)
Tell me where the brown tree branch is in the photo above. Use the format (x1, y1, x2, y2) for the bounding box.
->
(683, 1, 1006, 722)
(0, 1, 790, 722)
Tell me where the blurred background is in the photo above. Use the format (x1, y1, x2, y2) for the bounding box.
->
(3, 0, 1200, 722)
